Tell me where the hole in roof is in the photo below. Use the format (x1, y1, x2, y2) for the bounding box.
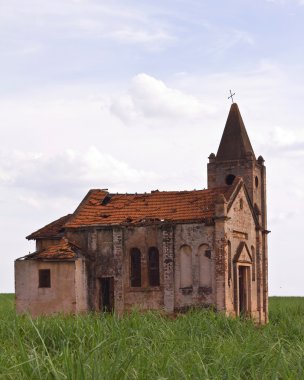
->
(225, 174, 235, 185)
(101, 195, 112, 206)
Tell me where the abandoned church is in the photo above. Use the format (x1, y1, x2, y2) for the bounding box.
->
(15, 103, 269, 323)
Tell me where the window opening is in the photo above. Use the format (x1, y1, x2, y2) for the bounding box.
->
(39, 269, 51, 288)
(225, 174, 235, 185)
(148, 247, 160, 286)
(130, 248, 141, 287)
(180, 245, 192, 288)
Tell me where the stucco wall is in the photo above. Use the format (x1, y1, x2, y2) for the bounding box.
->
(226, 187, 260, 320)
(174, 223, 215, 310)
(123, 225, 164, 311)
(15, 260, 77, 317)
(75, 259, 88, 313)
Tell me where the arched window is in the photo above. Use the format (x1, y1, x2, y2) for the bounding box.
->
(198, 244, 212, 288)
(148, 247, 160, 286)
(130, 248, 141, 287)
(180, 245, 192, 288)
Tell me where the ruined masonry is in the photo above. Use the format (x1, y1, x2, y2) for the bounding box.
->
(15, 103, 269, 323)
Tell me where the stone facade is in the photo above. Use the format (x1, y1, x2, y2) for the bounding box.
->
(15, 103, 268, 323)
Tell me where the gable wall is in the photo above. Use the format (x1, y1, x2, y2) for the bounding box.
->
(226, 187, 259, 318)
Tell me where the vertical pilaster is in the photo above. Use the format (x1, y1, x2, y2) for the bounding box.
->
(256, 228, 263, 322)
(87, 229, 97, 311)
(263, 231, 269, 323)
(113, 227, 124, 315)
(214, 194, 228, 312)
(162, 225, 174, 312)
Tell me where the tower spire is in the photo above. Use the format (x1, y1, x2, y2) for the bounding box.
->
(216, 103, 255, 161)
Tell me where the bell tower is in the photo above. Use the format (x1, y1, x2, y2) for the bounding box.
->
(208, 103, 268, 322)
(207, 103, 267, 229)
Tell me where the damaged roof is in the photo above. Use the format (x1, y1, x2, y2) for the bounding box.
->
(64, 184, 238, 228)
(26, 214, 72, 240)
(21, 237, 80, 260)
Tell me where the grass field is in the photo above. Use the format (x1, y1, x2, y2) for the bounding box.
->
(1, 295, 304, 379)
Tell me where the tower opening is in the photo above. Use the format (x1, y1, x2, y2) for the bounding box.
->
(225, 174, 235, 185)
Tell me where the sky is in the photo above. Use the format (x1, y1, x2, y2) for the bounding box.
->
(1, 0, 304, 295)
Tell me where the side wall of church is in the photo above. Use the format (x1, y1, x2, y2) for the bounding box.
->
(66, 226, 165, 312)
(174, 223, 215, 310)
(123, 225, 164, 311)
(15, 260, 77, 317)
(67, 223, 217, 314)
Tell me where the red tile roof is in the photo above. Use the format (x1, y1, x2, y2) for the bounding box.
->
(23, 238, 80, 260)
(26, 214, 72, 240)
(65, 185, 237, 228)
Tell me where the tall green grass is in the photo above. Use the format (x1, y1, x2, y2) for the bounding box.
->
(1, 295, 304, 379)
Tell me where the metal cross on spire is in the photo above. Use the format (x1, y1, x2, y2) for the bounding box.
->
(228, 90, 235, 103)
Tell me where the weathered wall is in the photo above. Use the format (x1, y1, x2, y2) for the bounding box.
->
(36, 239, 60, 251)
(64, 194, 266, 322)
(174, 223, 215, 310)
(123, 225, 164, 311)
(66, 228, 114, 311)
(67, 222, 216, 314)
(67, 226, 164, 312)
(226, 187, 261, 321)
(15, 260, 77, 317)
(74, 259, 88, 313)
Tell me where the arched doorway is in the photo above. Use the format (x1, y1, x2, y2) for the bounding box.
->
(233, 242, 253, 316)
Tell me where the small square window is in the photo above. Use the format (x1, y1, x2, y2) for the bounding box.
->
(39, 269, 51, 288)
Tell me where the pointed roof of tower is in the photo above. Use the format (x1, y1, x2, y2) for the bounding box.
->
(216, 103, 255, 161)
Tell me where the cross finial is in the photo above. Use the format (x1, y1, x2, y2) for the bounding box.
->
(228, 90, 235, 103)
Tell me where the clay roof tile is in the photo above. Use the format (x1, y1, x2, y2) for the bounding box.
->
(64, 186, 235, 228)
(23, 237, 80, 260)
(26, 214, 72, 240)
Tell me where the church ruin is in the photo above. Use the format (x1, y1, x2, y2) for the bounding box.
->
(15, 103, 269, 323)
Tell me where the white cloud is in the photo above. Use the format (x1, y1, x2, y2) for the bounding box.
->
(0, 1, 175, 53)
(0, 147, 158, 198)
(110, 73, 215, 125)
(108, 27, 174, 50)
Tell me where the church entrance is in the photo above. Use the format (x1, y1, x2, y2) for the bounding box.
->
(238, 266, 250, 315)
(99, 277, 114, 312)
